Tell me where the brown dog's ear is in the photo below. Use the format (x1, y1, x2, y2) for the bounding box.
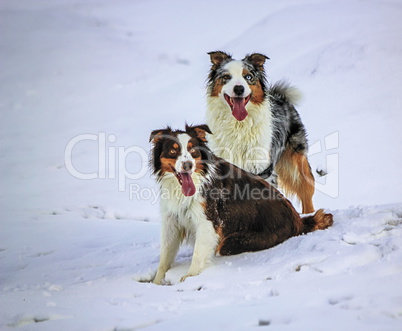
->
(208, 51, 232, 67)
(185, 124, 212, 142)
(149, 127, 172, 143)
(243, 53, 269, 70)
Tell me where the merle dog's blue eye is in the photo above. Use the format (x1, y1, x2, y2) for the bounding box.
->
(245, 74, 253, 81)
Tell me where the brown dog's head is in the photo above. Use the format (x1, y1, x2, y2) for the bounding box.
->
(149, 124, 212, 196)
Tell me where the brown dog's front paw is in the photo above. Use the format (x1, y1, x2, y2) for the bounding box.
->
(180, 273, 198, 282)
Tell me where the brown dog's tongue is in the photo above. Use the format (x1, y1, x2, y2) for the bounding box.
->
(180, 172, 196, 197)
(232, 98, 248, 121)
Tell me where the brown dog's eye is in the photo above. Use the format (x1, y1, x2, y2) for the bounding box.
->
(169, 149, 177, 155)
(190, 148, 200, 158)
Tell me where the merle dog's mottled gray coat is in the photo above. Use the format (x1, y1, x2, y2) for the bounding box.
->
(263, 82, 309, 179)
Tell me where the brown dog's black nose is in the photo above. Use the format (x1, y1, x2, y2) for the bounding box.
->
(182, 160, 193, 172)
(233, 85, 245, 96)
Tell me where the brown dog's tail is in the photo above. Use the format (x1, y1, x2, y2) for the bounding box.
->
(301, 209, 333, 234)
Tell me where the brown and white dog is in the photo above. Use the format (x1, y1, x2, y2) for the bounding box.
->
(149, 124, 333, 284)
(206, 51, 315, 214)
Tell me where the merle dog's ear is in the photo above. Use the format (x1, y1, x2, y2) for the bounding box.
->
(208, 51, 232, 67)
(185, 124, 212, 142)
(243, 53, 269, 70)
(149, 127, 172, 143)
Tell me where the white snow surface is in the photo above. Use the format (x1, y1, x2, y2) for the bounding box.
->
(1, 0, 402, 330)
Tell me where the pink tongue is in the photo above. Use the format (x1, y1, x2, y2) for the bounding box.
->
(181, 172, 196, 197)
(232, 98, 248, 121)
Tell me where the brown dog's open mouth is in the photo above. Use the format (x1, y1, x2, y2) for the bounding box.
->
(170, 165, 196, 197)
(224, 94, 251, 121)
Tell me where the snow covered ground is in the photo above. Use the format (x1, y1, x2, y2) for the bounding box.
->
(1, 0, 402, 330)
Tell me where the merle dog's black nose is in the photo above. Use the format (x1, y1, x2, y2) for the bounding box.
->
(182, 160, 193, 172)
(233, 85, 245, 96)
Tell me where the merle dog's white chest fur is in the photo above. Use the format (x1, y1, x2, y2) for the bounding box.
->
(206, 97, 273, 174)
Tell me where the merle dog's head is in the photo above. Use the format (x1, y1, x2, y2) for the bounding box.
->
(207, 51, 269, 121)
(149, 124, 212, 196)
